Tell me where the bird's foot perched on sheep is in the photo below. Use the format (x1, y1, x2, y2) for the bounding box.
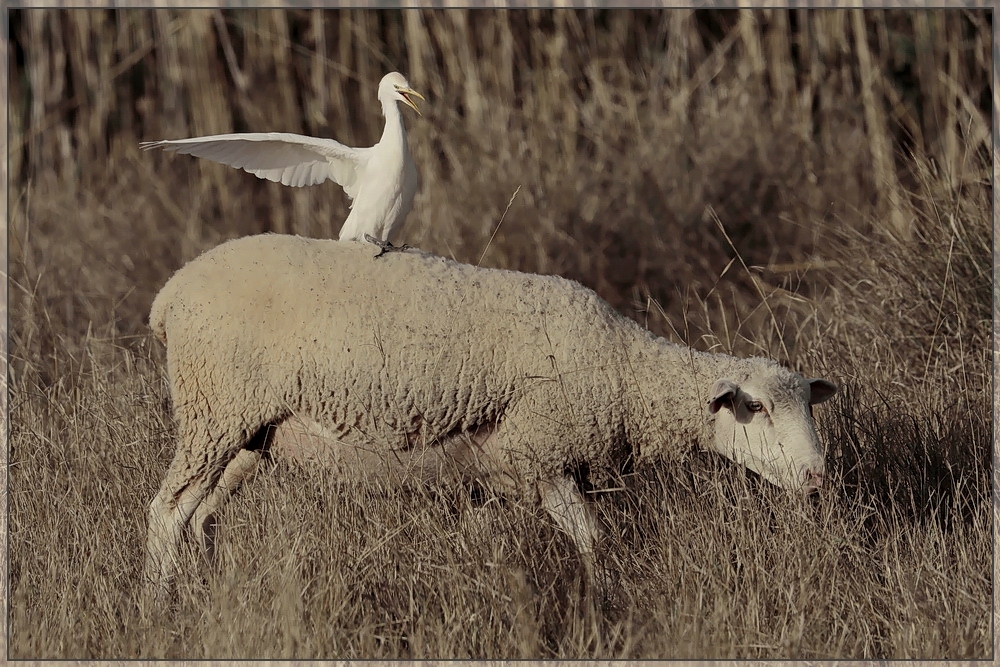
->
(365, 233, 411, 258)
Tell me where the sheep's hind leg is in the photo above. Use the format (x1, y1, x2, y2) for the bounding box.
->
(190, 424, 275, 561)
(143, 419, 252, 606)
(144, 474, 214, 608)
(191, 447, 263, 563)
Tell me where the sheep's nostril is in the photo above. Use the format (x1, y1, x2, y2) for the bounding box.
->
(806, 469, 825, 489)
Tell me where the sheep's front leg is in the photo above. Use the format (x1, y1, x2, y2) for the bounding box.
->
(537, 476, 624, 606)
(537, 475, 600, 580)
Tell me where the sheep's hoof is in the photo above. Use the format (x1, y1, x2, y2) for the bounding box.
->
(364, 234, 411, 259)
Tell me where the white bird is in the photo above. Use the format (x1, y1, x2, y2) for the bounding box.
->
(141, 72, 425, 255)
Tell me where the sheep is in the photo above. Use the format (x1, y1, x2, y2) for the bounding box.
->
(143, 233, 837, 602)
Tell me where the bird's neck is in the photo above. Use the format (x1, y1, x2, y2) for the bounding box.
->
(380, 101, 407, 150)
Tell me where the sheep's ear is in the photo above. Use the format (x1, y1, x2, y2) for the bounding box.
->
(808, 378, 838, 405)
(707, 379, 740, 414)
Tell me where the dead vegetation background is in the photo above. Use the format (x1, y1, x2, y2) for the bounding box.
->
(6, 7, 993, 660)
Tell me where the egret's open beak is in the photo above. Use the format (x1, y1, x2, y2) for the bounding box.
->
(398, 87, 425, 116)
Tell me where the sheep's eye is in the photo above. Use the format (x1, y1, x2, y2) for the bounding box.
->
(747, 400, 764, 413)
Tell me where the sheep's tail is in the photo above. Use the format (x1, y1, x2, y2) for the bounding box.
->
(148, 276, 178, 346)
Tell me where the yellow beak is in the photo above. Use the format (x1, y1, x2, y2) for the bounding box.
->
(398, 87, 425, 116)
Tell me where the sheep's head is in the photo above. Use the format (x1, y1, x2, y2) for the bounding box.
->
(706, 363, 837, 492)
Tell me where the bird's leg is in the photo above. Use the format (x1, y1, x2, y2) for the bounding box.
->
(364, 234, 411, 258)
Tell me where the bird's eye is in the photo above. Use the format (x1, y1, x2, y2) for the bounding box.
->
(747, 400, 764, 413)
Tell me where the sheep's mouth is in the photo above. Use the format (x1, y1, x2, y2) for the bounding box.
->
(741, 455, 823, 493)
(801, 472, 825, 494)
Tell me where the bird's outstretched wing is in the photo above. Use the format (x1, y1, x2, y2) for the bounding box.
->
(140, 132, 373, 200)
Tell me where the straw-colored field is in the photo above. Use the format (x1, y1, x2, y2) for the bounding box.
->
(7, 7, 993, 660)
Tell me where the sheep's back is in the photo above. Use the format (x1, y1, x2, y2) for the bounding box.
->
(152, 235, 637, 449)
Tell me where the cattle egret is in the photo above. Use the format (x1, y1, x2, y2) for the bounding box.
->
(141, 72, 424, 255)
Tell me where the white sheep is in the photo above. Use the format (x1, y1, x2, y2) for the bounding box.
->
(144, 233, 837, 601)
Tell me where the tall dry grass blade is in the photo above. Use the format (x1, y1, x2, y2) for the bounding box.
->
(269, 11, 301, 135)
(213, 11, 249, 96)
(673, 15, 743, 114)
(764, 9, 794, 115)
(710, 207, 790, 362)
(478, 185, 520, 267)
(403, 9, 427, 89)
(913, 13, 942, 154)
(307, 9, 328, 128)
(337, 9, 353, 85)
(449, 11, 485, 129)
(661, 11, 693, 91)
(495, 9, 516, 104)
(23, 12, 55, 178)
(935, 71, 991, 168)
(851, 9, 910, 242)
(152, 11, 183, 138)
(352, 9, 377, 92)
(943, 16, 962, 187)
(921, 235, 955, 384)
(739, 8, 765, 81)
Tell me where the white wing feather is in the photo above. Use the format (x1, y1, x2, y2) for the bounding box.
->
(140, 132, 373, 200)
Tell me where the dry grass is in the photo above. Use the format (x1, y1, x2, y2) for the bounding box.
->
(7, 7, 993, 660)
